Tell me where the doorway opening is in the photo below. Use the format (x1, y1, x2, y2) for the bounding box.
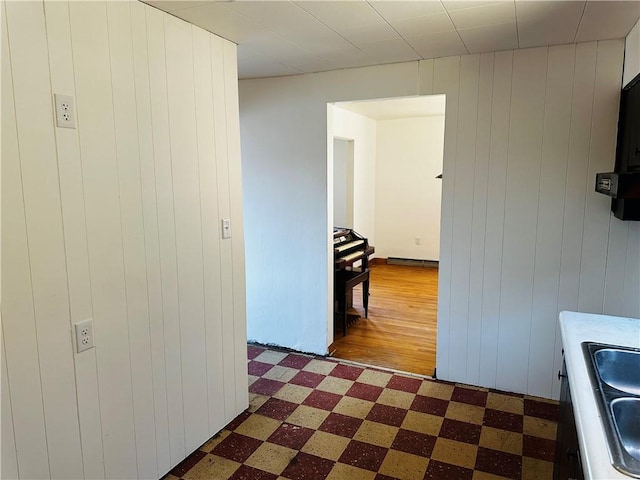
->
(327, 95, 446, 377)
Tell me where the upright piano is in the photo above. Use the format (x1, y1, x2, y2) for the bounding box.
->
(334, 228, 375, 336)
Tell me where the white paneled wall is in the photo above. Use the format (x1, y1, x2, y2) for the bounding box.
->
(1, 2, 247, 479)
(240, 39, 639, 399)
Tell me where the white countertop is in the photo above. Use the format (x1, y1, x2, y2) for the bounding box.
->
(559, 311, 640, 480)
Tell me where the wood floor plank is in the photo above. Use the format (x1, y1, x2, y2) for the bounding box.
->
(331, 264, 438, 377)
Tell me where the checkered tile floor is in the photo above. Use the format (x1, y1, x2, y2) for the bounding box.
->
(162, 345, 559, 480)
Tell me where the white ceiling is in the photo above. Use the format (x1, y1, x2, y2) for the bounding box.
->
(334, 94, 446, 120)
(144, 0, 640, 80)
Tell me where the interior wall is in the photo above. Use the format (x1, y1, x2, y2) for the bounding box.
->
(332, 138, 352, 228)
(1, 2, 247, 479)
(624, 19, 639, 87)
(375, 115, 444, 261)
(240, 39, 639, 399)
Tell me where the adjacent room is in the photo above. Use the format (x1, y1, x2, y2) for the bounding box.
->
(2, 1, 639, 480)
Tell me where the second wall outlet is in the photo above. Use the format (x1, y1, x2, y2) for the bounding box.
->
(221, 218, 231, 239)
(75, 319, 94, 353)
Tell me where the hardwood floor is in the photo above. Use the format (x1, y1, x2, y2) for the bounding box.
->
(330, 263, 438, 377)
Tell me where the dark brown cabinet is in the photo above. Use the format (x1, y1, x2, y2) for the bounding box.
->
(554, 358, 584, 480)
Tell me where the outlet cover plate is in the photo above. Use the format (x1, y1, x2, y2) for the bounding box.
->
(74, 319, 94, 353)
(54, 93, 76, 129)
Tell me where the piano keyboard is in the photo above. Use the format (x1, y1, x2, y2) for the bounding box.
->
(339, 250, 366, 263)
(335, 239, 364, 253)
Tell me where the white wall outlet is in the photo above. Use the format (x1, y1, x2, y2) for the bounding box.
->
(74, 319, 94, 353)
(221, 218, 231, 239)
(54, 93, 76, 129)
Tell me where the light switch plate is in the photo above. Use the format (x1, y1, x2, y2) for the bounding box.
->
(222, 218, 231, 239)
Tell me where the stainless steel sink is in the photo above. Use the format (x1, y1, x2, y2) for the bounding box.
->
(583, 342, 640, 478)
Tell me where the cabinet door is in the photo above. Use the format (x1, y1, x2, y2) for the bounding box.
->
(554, 359, 584, 480)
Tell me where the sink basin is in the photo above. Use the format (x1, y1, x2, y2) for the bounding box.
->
(595, 349, 640, 395)
(612, 398, 640, 463)
(583, 342, 640, 478)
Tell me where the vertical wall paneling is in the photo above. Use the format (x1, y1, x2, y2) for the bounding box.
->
(224, 40, 249, 413)
(479, 51, 513, 389)
(130, 2, 171, 473)
(5, 1, 84, 478)
(417, 59, 434, 95)
(192, 25, 225, 435)
(1, 327, 19, 480)
(433, 56, 460, 380)
(43, 2, 106, 477)
(603, 218, 630, 316)
(528, 44, 575, 398)
(146, 6, 186, 464)
(106, 2, 159, 477)
(164, 14, 209, 454)
(578, 40, 626, 313)
(448, 54, 480, 382)
(211, 34, 237, 422)
(621, 223, 640, 317)
(466, 53, 494, 385)
(1, 4, 50, 477)
(69, 2, 139, 477)
(497, 47, 547, 393)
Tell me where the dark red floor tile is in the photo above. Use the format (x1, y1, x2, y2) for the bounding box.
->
(319, 412, 364, 438)
(523, 434, 556, 462)
(249, 361, 274, 377)
(424, 460, 474, 480)
(375, 474, 397, 480)
(168, 449, 206, 477)
(345, 382, 384, 402)
(489, 388, 523, 398)
(390, 428, 436, 457)
(248, 345, 265, 360)
(366, 403, 407, 427)
(451, 386, 488, 407)
(475, 446, 522, 479)
(524, 399, 560, 422)
(289, 371, 325, 389)
(483, 408, 523, 433)
(267, 423, 315, 450)
(225, 411, 251, 431)
(439, 418, 482, 444)
(410, 394, 449, 417)
(338, 439, 389, 472)
(281, 452, 335, 480)
(250, 378, 286, 396)
(212, 433, 264, 463)
(255, 397, 299, 421)
(302, 389, 342, 411)
(229, 464, 278, 480)
(278, 354, 312, 370)
(329, 363, 364, 381)
(386, 375, 422, 394)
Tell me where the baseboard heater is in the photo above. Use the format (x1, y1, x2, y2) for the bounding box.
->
(387, 257, 439, 268)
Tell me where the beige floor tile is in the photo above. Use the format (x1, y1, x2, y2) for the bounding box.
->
(248, 374, 259, 386)
(273, 383, 313, 404)
(401, 410, 443, 436)
(333, 396, 374, 419)
(303, 359, 337, 375)
(445, 401, 485, 425)
(523, 415, 557, 440)
(417, 381, 454, 400)
(524, 395, 558, 405)
(378, 450, 429, 480)
(472, 470, 512, 479)
(233, 413, 281, 440)
(479, 426, 523, 455)
(431, 438, 478, 469)
(262, 365, 299, 383)
(357, 369, 393, 387)
(200, 430, 231, 452)
(254, 350, 289, 365)
(316, 376, 354, 395)
(353, 420, 399, 448)
(377, 389, 416, 410)
(286, 405, 330, 429)
(245, 443, 297, 475)
(183, 454, 240, 480)
(521, 456, 554, 480)
(326, 462, 376, 480)
(248, 393, 270, 412)
(161, 475, 180, 480)
(486, 392, 524, 415)
(301, 431, 351, 461)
